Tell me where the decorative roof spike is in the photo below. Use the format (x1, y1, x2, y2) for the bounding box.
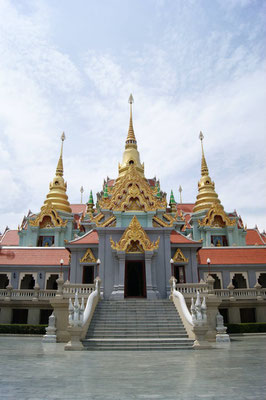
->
(88, 190, 94, 205)
(199, 131, 209, 177)
(156, 185, 161, 199)
(169, 190, 176, 205)
(80, 186, 84, 204)
(56, 132, 65, 177)
(126, 94, 137, 144)
(103, 184, 109, 199)
(179, 185, 183, 204)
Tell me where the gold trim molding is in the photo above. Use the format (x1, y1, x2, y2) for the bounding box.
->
(198, 204, 236, 227)
(80, 248, 96, 263)
(173, 248, 188, 263)
(29, 202, 67, 228)
(110, 215, 160, 253)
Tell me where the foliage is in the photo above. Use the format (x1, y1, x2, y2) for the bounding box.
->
(0, 324, 47, 334)
(226, 323, 266, 334)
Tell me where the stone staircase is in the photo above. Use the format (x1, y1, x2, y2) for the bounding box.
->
(82, 299, 194, 350)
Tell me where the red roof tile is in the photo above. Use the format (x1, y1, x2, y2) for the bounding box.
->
(170, 231, 201, 244)
(68, 230, 99, 245)
(0, 248, 69, 265)
(70, 204, 87, 215)
(177, 203, 195, 213)
(198, 247, 266, 265)
(246, 229, 265, 246)
(0, 230, 19, 246)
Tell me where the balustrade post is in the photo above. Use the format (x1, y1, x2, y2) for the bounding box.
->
(227, 282, 235, 301)
(169, 276, 177, 300)
(56, 275, 65, 298)
(33, 283, 40, 301)
(254, 281, 263, 301)
(4, 284, 13, 302)
(206, 275, 215, 295)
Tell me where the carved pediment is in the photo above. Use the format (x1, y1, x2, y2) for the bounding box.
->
(198, 203, 236, 227)
(173, 248, 188, 263)
(80, 248, 96, 263)
(29, 202, 67, 228)
(110, 215, 160, 253)
(99, 165, 166, 212)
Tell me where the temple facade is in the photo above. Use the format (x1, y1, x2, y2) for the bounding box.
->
(0, 95, 266, 330)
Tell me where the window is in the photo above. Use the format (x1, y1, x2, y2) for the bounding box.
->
(37, 236, 54, 247)
(219, 308, 228, 324)
(240, 308, 256, 323)
(12, 309, 28, 324)
(258, 273, 266, 288)
(20, 274, 35, 289)
(46, 274, 58, 290)
(232, 273, 247, 289)
(210, 274, 221, 289)
(40, 309, 53, 325)
(211, 235, 228, 247)
(0, 274, 9, 289)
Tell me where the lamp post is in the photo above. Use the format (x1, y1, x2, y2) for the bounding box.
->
(96, 258, 101, 278)
(60, 259, 64, 278)
(207, 258, 211, 277)
(170, 258, 174, 277)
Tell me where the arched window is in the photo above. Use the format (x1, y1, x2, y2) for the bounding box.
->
(258, 273, 266, 288)
(0, 274, 9, 289)
(20, 274, 35, 289)
(46, 274, 58, 290)
(232, 273, 247, 289)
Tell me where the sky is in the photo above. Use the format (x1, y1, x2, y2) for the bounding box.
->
(0, 0, 265, 233)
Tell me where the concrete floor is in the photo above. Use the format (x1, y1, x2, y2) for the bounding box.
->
(0, 336, 265, 400)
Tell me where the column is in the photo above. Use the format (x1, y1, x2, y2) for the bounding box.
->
(145, 251, 159, 299)
(110, 251, 125, 299)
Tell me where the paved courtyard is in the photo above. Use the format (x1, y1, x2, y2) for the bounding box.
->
(0, 335, 265, 400)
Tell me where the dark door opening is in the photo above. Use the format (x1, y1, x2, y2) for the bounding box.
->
(125, 261, 146, 298)
(82, 266, 94, 284)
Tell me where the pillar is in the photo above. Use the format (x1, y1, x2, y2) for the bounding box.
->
(145, 251, 159, 299)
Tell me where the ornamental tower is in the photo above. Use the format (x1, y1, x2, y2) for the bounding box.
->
(41, 133, 72, 214)
(117, 94, 144, 181)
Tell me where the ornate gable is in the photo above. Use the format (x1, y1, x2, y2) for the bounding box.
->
(110, 215, 160, 253)
(173, 248, 188, 263)
(29, 202, 67, 228)
(99, 165, 166, 212)
(80, 248, 96, 263)
(198, 204, 236, 227)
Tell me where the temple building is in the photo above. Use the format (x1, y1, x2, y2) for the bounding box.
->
(0, 95, 265, 341)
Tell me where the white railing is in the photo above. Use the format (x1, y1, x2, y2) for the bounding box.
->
(0, 288, 57, 300)
(63, 283, 95, 297)
(176, 283, 208, 295)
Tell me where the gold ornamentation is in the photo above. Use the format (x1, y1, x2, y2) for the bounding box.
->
(80, 248, 96, 263)
(110, 215, 160, 253)
(173, 248, 188, 263)
(198, 203, 236, 227)
(29, 202, 68, 227)
(100, 165, 166, 212)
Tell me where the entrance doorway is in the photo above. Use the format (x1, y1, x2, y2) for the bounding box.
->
(125, 261, 146, 298)
(83, 266, 94, 284)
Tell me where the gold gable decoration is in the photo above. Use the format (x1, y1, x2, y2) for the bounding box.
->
(110, 215, 160, 253)
(198, 203, 236, 227)
(29, 202, 67, 228)
(173, 248, 188, 263)
(99, 165, 166, 212)
(80, 248, 97, 263)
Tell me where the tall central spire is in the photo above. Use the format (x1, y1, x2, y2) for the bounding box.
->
(117, 94, 144, 181)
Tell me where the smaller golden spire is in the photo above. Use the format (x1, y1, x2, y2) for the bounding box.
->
(199, 132, 209, 176)
(126, 94, 137, 144)
(56, 132, 65, 177)
(41, 133, 72, 214)
(193, 132, 222, 214)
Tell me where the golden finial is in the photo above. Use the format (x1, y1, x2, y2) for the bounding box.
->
(179, 185, 183, 204)
(199, 132, 209, 176)
(56, 132, 65, 177)
(126, 94, 137, 143)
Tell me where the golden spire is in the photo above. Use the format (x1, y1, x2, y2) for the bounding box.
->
(41, 133, 72, 214)
(126, 94, 137, 144)
(117, 94, 144, 181)
(193, 132, 222, 213)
